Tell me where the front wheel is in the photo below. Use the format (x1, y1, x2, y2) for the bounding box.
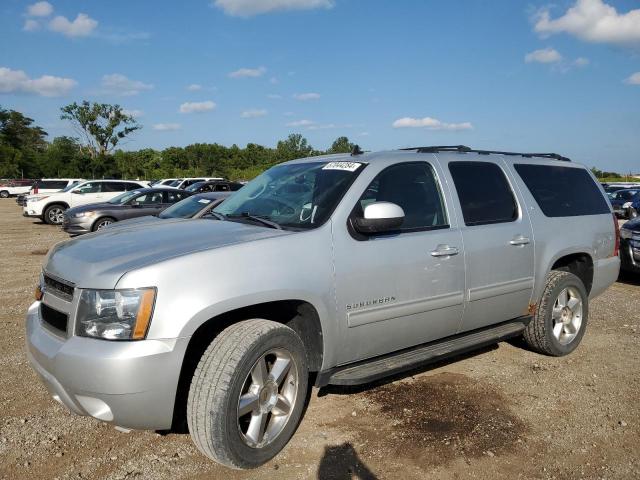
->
(187, 319, 309, 469)
(0, 190, 9, 198)
(93, 217, 116, 231)
(44, 204, 66, 225)
(523, 270, 588, 356)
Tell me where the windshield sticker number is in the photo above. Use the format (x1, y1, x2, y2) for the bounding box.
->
(322, 162, 361, 172)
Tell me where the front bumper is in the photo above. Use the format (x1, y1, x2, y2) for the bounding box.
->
(620, 237, 640, 273)
(25, 301, 189, 430)
(62, 216, 93, 234)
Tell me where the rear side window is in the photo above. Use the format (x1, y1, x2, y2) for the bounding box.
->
(102, 182, 126, 192)
(513, 164, 610, 217)
(38, 181, 67, 189)
(449, 161, 518, 226)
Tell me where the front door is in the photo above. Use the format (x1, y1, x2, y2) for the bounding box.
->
(332, 161, 466, 364)
(445, 160, 535, 332)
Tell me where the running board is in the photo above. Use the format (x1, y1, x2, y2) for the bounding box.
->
(322, 320, 528, 386)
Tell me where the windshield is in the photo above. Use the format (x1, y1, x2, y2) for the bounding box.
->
(108, 190, 142, 204)
(61, 181, 81, 192)
(167, 179, 183, 187)
(186, 182, 205, 192)
(213, 160, 365, 230)
(159, 195, 211, 218)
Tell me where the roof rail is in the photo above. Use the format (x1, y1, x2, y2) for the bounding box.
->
(400, 145, 570, 162)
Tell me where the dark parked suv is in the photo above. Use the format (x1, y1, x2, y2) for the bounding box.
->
(63, 187, 191, 234)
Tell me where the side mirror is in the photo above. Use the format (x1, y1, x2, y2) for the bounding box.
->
(354, 202, 404, 234)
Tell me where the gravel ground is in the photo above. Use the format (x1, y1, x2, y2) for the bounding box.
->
(0, 200, 638, 480)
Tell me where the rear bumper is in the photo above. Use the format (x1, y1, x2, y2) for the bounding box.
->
(590, 256, 620, 298)
(25, 301, 189, 430)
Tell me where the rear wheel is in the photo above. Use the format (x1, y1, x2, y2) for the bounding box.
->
(44, 204, 66, 225)
(523, 270, 588, 356)
(187, 319, 308, 469)
(0, 190, 9, 198)
(93, 217, 116, 231)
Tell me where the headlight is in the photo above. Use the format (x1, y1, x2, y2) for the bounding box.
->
(76, 288, 156, 340)
(73, 211, 95, 218)
(28, 196, 48, 203)
(622, 202, 632, 209)
(620, 228, 632, 240)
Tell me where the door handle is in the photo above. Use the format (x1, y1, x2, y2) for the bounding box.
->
(510, 235, 531, 246)
(430, 245, 459, 257)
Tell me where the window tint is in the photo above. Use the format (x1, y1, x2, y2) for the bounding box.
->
(449, 161, 518, 226)
(214, 183, 230, 191)
(355, 162, 448, 231)
(165, 191, 187, 203)
(37, 180, 68, 189)
(102, 182, 126, 192)
(125, 183, 144, 191)
(513, 164, 610, 217)
(230, 182, 243, 191)
(131, 192, 164, 205)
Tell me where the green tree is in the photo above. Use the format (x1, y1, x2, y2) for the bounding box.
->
(275, 133, 314, 162)
(60, 101, 141, 159)
(327, 136, 355, 154)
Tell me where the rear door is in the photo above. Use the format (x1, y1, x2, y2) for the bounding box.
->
(444, 160, 534, 332)
(332, 161, 466, 363)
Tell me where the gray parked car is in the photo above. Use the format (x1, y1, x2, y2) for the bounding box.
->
(62, 188, 192, 234)
(26, 146, 619, 469)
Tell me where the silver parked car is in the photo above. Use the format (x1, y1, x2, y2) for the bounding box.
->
(26, 146, 619, 469)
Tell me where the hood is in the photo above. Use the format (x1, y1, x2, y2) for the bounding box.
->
(45, 219, 292, 288)
(622, 217, 640, 231)
(66, 202, 118, 214)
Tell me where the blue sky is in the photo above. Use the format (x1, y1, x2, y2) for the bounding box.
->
(1, 0, 639, 171)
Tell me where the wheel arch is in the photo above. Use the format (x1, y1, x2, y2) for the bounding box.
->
(550, 251, 594, 294)
(170, 299, 324, 433)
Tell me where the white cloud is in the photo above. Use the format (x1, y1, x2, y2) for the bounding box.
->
(525, 47, 563, 64)
(267, 94, 282, 99)
(0, 67, 76, 97)
(213, 0, 333, 17)
(533, 0, 640, 47)
(286, 119, 315, 127)
(307, 123, 336, 130)
(392, 116, 473, 131)
(121, 109, 143, 118)
(269, 77, 279, 84)
(228, 67, 266, 78)
(293, 92, 320, 101)
(153, 123, 181, 131)
(359, 132, 370, 137)
(101, 74, 153, 96)
(49, 13, 98, 37)
(27, 1, 53, 17)
(624, 72, 640, 85)
(179, 101, 216, 113)
(241, 109, 268, 118)
(23, 19, 40, 31)
(187, 84, 202, 91)
(573, 57, 590, 67)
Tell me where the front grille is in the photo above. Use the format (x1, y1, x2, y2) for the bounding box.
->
(40, 303, 68, 334)
(44, 274, 74, 301)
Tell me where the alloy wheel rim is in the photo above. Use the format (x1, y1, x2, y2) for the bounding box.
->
(49, 208, 64, 224)
(97, 220, 112, 229)
(551, 287, 582, 345)
(237, 348, 298, 449)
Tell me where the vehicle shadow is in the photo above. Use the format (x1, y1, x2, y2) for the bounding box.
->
(617, 270, 640, 287)
(317, 442, 378, 480)
(318, 344, 497, 397)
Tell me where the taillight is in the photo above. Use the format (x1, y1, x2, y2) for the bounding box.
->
(612, 213, 620, 257)
(33, 186, 38, 194)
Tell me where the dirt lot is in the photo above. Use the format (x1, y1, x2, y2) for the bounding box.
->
(0, 199, 638, 480)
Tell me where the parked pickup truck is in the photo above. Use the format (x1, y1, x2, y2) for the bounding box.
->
(26, 146, 619, 469)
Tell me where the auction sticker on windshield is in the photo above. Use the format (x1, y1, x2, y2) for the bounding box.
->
(198, 199, 212, 204)
(322, 161, 361, 172)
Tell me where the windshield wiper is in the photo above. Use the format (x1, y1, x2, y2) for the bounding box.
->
(207, 211, 227, 221)
(227, 212, 282, 230)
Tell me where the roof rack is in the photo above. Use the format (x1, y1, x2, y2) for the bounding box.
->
(400, 145, 570, 162)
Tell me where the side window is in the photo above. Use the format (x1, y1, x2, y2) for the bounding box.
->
(513, 164, 610, 217)
(125, 183, 144, 191)
(74, 182, 101, 194)
(230, 183, 243, 191)
(355, 162, 448, 231)
(215, 184, 230, 191)
(165, 191, 188, 203)
(133, 192, 164, 204)
(449, 161, 518, 226)
(102, 182, 126, 192)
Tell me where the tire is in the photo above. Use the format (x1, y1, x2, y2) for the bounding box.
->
(523, 270, 588, 356)
(44, 204, 66, 225)
(187, 319, 308, 469)
(92, 217, 116, 231)
(0, 190, 9, 198)
(630, 208, 638, 219)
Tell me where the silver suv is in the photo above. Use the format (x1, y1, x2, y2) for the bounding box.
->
(26, 146, 620, 469)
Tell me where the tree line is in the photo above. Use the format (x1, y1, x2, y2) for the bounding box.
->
(0, 102, 357, 181)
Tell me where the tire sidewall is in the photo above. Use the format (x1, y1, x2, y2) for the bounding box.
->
(93, 218, 115, 231)
(215, 328, 308, 468)
(0, 191, 9, 198)
(45, 205, 65, 225)
(542, 273, 589, 356)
